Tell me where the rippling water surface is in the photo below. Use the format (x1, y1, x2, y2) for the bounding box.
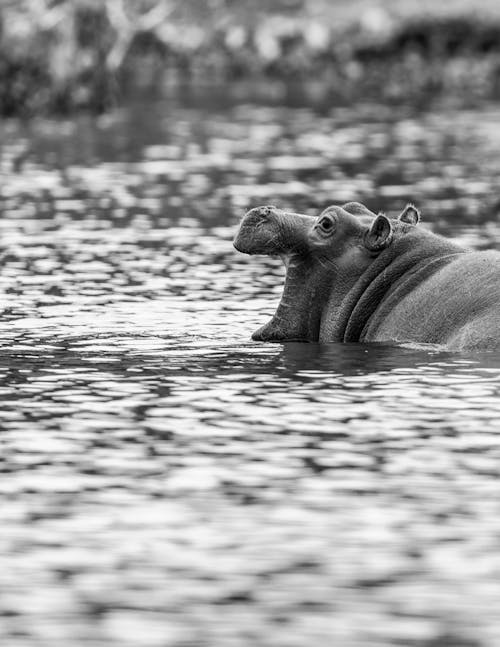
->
(1, 98, 500, 646)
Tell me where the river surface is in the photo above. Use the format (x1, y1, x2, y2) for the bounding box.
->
(1, 97, 500, 647)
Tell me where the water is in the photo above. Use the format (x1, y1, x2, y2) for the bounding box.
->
(1, 97, 500, 646)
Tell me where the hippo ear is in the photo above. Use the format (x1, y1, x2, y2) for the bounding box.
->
(364, 213, 393, 252)
(399, 203, 420, 225)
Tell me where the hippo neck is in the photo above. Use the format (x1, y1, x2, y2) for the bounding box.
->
(253, 254, 334, 342)
(333, 232, 465, 343)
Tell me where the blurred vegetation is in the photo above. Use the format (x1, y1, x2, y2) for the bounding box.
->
(2, 0, 500, 114)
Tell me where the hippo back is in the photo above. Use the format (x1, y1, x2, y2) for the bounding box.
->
(364, 250, 500, 350)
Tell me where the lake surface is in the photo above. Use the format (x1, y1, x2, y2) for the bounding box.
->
(1, 96, 500, 646)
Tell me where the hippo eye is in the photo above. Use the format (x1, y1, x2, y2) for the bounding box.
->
(318, 216, 335, 234)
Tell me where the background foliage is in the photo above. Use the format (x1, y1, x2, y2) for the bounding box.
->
(1, 0, 500, 114)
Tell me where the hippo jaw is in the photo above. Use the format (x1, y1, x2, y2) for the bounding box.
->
(251, 254, 324, 342)
(234, 206, 331, 342)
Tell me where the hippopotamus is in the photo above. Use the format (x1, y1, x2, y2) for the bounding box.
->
(233, 202, 500, 351)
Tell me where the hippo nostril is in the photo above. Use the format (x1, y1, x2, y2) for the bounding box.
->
(260, 205, 277, 217)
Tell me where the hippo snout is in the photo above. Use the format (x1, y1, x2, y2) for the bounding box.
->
(233, 206, 315, 256)
(248, 205, 276, 219)
(233, 205, 278, 254)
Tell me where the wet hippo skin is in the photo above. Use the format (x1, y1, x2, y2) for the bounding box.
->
(233, 202, 500, 351)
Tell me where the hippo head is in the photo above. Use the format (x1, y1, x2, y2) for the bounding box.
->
(234, 202, 413, 342)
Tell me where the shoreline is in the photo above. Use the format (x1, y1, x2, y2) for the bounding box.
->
(2, 2, 500, 115)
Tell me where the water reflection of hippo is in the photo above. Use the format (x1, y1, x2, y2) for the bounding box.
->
(233, 202, 500, 351)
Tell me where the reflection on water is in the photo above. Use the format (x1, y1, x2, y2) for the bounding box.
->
(1, 98, 500, 646)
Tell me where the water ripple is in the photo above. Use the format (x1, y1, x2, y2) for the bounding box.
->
(1, 100, 500, 646)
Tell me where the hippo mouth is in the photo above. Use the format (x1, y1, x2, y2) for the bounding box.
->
(234, 205, 329, 342)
